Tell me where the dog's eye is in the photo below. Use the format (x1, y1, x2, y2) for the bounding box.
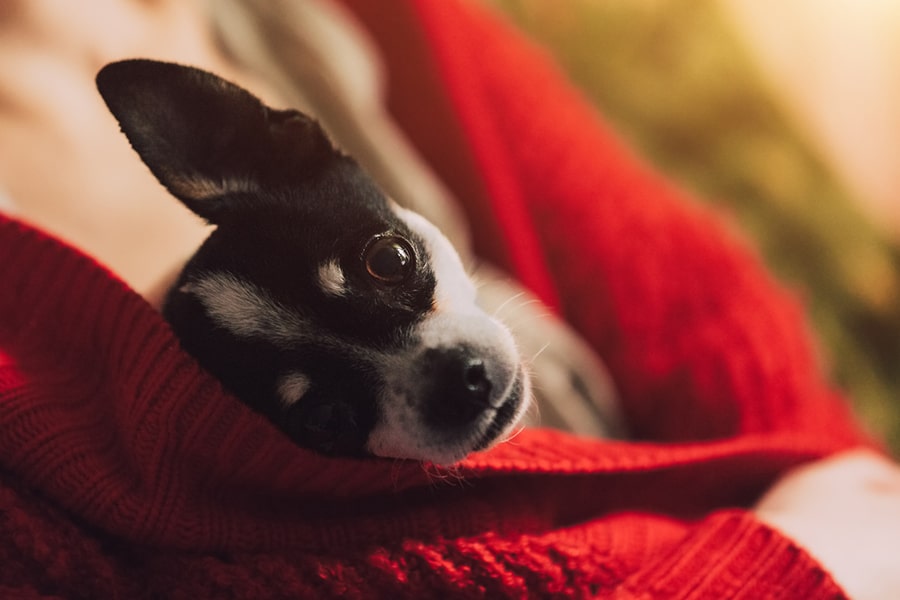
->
(364, 236, 414, 285)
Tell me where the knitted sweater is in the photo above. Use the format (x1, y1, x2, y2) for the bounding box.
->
(0, 0, 868, 597)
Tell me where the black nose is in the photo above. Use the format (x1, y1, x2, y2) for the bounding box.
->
(421, 347, 495, 429)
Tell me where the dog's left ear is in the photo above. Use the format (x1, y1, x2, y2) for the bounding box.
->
(96, 59, 339, 223)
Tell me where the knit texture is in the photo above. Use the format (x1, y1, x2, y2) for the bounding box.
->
(0, 0, 868, 597)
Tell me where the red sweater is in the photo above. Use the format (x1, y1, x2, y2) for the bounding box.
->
(0, 1, 868, 597)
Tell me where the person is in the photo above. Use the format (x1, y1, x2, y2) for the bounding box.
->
(1, 0, 898, 598)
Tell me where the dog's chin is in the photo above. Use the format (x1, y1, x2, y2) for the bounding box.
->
(367, 366, 531, 466)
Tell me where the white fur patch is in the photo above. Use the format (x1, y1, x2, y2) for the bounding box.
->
(182, 272, 308, 345)
(277, 372, 311, 408)
(317, 260, 346, 296)
(392, 205, 477, 313)
(365, 204, 531, 465)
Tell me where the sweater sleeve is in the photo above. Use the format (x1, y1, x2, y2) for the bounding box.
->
(368, 509, 850, 599)
(608, 511, 847, 599)
(407, 0, 863, 445)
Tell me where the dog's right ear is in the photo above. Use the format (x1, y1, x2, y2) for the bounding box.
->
(96, 59, 339, 224)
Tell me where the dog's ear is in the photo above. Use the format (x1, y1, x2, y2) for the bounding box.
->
(96, 59, 339, 223)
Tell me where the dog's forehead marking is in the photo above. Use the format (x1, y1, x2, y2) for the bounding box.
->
(277, 372, 311, 408)
(182, 272, 308, 345)
(391, 204, 477, 313)
(393, 203, 514, 355)
(317, 260, 346, 296)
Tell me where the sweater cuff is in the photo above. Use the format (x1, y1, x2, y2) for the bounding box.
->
(617, 510, 847, 600)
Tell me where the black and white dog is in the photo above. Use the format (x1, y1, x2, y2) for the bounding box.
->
(96, 59, 530, 465)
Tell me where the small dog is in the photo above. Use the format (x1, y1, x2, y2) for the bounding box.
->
(96, 59, 530, 465)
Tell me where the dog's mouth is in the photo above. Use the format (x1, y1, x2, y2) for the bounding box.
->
(471, 366, 527, 452)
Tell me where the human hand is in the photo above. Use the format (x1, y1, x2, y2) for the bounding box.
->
(755, 449, 900, 600)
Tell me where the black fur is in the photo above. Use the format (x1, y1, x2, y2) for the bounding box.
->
(162, 162, 438, 456)
(97, 59, 525, 461)
(98, 60, 440, 455)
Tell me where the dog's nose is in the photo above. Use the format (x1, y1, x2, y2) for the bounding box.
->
(462, 358, 490, 399)
(421, 347, 495, 428)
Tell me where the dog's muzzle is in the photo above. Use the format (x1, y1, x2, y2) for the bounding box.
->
(418, 345, 517, 431)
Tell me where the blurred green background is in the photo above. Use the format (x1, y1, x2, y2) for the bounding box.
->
(492, 0, 900, 453)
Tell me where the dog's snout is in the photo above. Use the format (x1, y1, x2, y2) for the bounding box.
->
(421, 347, 498, 428)
(463, 358, 490, 399)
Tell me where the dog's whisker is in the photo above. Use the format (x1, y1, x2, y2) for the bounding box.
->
(513, 298, 543, 310)
(443, 464, 469, 488)
(530, 342, 551, 364)
(493, 301, 550, 327)
(495, 305, 546, 324)
(419, 461, 440, 484)
(420, 461, 469, 488)
(502, 421, 528, 446)
(491, 291, 527, 318)
(503, 297, 543, 314)
(523, 377, 542, 428)
(389, 458, 407, 491)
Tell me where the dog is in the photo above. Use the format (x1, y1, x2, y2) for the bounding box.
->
(96, 59, 531, 465)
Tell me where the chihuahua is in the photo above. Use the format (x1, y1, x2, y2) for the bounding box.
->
(96, 59, 530, 465)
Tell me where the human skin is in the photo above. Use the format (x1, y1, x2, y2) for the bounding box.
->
(756, 449, 900, 600)
(0, 0, 284, 305)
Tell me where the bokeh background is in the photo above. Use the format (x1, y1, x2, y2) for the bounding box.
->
(489, 0, 900, 452)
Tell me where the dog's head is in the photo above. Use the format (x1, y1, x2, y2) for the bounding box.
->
(96, 59, 530, 465)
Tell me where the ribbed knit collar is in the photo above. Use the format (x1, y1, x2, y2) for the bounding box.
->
(0, 215, 862, 552)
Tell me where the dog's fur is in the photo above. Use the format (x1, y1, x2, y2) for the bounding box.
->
(96, 59, 530, 465)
